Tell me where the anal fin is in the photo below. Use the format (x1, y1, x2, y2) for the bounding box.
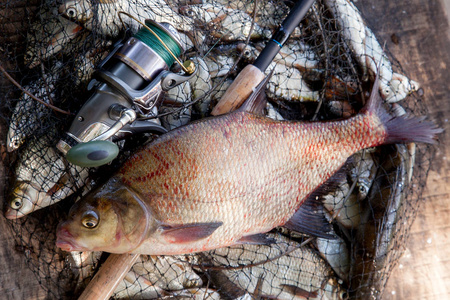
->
(236, 233, 276, 245)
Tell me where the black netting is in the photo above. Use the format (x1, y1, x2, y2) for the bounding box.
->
(0, 0, 437, 299)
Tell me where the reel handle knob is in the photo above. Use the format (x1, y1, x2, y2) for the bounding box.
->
(66, 140, 119, 167)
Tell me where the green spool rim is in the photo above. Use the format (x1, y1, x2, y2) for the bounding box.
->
(134, 19, 183, 67)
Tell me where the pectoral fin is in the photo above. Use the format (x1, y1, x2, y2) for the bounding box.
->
(237, 69, 274, 116)
(236, 233, 276, 245)
(161, 222, 223, 243)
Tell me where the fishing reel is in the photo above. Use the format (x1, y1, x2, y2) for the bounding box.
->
(57, 17, 196, 167)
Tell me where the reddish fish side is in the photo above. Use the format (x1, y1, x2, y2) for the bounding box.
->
(56, 74, 441, 254)
(114, 110, 385, 254)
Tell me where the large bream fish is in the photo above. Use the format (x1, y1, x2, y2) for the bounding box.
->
(56, 74, 441, 255)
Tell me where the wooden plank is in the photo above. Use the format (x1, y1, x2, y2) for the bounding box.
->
(352, 0, 450, 299)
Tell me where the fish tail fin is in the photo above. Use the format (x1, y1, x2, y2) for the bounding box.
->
(362, 66, 443, 145)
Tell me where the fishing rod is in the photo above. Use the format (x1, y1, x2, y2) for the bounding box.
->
(211, 0, 316, 115)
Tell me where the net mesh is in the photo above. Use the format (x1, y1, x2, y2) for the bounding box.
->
(0, 0, 436, 299)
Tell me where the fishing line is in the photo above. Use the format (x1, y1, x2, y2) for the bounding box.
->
(117, 11, 192, 74)
(134, 21, 181, 67)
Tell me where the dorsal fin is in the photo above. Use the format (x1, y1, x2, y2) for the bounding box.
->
(237, 69, 274, 116)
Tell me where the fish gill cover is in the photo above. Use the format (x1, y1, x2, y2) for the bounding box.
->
(0, 0, 437, 299)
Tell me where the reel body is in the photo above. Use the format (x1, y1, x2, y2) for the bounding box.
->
(57, 20, 196, 167)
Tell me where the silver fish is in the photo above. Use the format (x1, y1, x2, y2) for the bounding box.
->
(59, 0, 194, 37)
(237, 43, 320, 102)
(316, 234, 350, 283)
(160, 81, 192, 130)
(204, 0, 290, 30)
(324, 0, 419, 102)
(237, 41, 320, 72)
(210, 77, 233, 105)
(25, 7, 82, 68)
(188, 56, 212, 116)
(204, 53, 238, 79)
(265, 102, 285, 121)
(132, 255, 202, 291)
(67, 251, 103, 294)
(7, 62, 63, 152)
(5, 136, 91, 219)
(179, 3, 271, 42)
(322, 149, 377, 229)
(267, 62, 320, 102)
(351, 143, 410, 298)
(201, 233, 346, 300)
(113, 269, 167, 299)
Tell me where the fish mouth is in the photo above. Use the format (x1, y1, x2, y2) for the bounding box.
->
(4, 207, 26, 220)
(56, 227, 85, 252)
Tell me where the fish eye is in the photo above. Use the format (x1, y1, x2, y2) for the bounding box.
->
(243, 49, 251, 57)
(358, 184, 367, 194)
(10, 199, 22, 210)
(66, 7, 77, 18)
(81, 210, 99, 229)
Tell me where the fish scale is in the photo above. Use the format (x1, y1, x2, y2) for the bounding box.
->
(56, 74, 441, 255)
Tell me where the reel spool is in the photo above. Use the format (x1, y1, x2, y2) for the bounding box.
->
(57, 16, 196, 168)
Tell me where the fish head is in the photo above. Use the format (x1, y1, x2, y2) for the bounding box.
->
(4, 181, 50, 219)
(236, 43, 259, 62)
(6, 128, 23, 152)
(56, 178, 152, 253)
(59, 0, 94, 23)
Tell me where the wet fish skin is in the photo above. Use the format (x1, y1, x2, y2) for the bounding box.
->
(56, 73, 441, 254)
(4, 137, 91, 219)
(7, 62, 63, 152)
(324, 0, 419, 102)
(237, 43, 320, 102)
(25, 7, 82, 68)
(160, 81, 192, 131)
(59, 0, 194, 37)
(179, 3, 271, 41)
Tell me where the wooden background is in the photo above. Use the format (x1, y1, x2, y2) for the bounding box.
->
(0, 0, 449, 299)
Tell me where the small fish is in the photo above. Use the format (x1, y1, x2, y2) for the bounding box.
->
(112, 254, 202, 299)
(315, 233, 350, 283)
(324, 0, 419, 102)
(160, 81, 192, 131)
(237, 41, 321, 72)
(56, 71, 441, 254)
(66, 251, 103, 294)
(350, 143, 411, 298)
(5, 136, 91, 219)
(113, 269, 167, 299)
(25, 7, 83, 68)
(7, 62, 63, 152)
(59, 0, 194, 37)
(322, 149, 377, 229)
(203, 47, 239, 79)
(179, 3, 271, 42)
(132, 255, 203, 291)
(237, 43, 320, 102)
(202, 233, 346, 300)
(204, 0, 290, 30)
(188, 56, 212, 116)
